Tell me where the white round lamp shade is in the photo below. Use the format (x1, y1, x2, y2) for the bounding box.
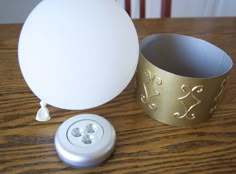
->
(18, 0, 139, 110)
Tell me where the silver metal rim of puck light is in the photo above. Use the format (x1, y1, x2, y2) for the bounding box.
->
(54, 114, 116, 168)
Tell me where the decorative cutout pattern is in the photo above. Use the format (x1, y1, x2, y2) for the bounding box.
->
(210, 78, 227, 114)
(174, 85, 204, 120)
(141, 70, 162, 111)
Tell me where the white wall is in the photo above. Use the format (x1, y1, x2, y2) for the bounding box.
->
(0, 0, 235, 23)
(116, 0, 236, 18)
(172, 0, 236, 17)
(0, 0, 42, 23)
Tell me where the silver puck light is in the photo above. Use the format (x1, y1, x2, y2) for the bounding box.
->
(54, 114, 116, 168)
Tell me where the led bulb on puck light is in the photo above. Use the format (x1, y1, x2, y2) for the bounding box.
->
(54, 114, 116, 168)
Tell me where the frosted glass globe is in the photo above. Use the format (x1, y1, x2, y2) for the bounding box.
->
(18, 0, 139, 110)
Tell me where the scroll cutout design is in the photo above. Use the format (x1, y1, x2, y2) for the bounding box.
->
(174, 85, 204, 120)
(210, 78, 227, 114)
(141, 70, 162, 111)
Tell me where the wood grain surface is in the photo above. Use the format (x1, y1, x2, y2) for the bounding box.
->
(1, 18, 236, 174)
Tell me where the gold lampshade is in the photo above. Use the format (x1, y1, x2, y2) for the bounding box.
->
(136, 34, 233, 126)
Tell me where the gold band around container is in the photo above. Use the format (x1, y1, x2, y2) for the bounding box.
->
(136, 34, 233, 126)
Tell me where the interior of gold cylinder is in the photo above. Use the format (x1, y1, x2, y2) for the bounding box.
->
(140, 34, 233, 78)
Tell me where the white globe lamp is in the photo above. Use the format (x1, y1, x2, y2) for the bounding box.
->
(18, 0, 139, 121)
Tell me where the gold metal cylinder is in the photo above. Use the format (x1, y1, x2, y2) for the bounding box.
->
(136, 34, 233, 126)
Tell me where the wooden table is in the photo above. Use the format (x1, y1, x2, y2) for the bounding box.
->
(1, 18, 236, 174)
